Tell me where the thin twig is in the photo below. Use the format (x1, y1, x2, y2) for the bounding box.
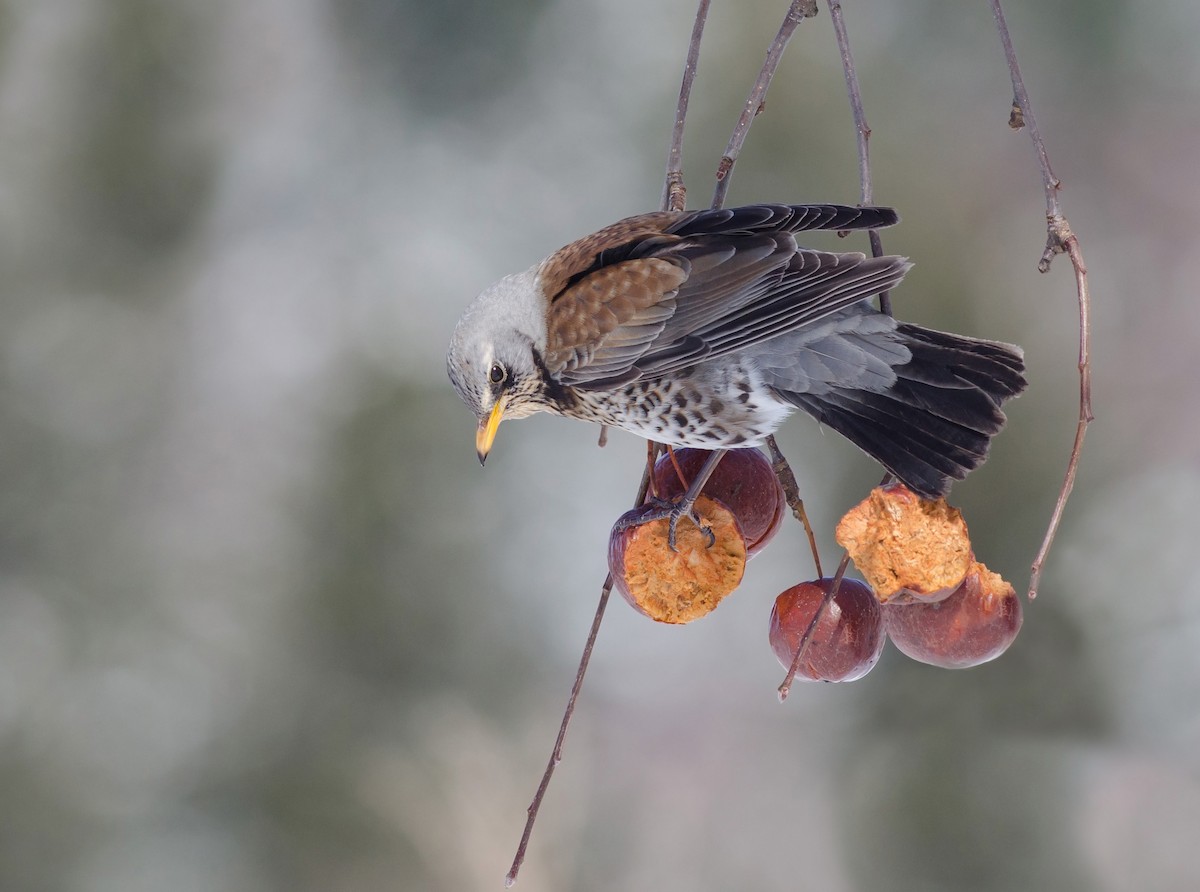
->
(827, 0, 893, 313)
(759, 7, 900, 691)
(665, 445, 687, 493)
(1028, 235, 1090, 598)
(991, 1, 1061, 222)
(990, 0, 1093, 599)
(827, 2, 896, 489)
(504, 449, 657, 888)
(828, 2, 873, 209)
(510, 5, 715, 874)
(506, 453, 658, 886)
(506, 582, 612, 887)
(661, 0, 712, 213)
(776, 466, 887, 696)
(765, 435, 822, 577)
(778, 552, 852, 700)
(711, 0, 819, 209)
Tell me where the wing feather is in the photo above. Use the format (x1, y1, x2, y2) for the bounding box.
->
(544, 258, 685, 383)
(542, 203, 907, 388)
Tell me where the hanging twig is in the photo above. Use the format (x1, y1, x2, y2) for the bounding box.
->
(507, 583, 613, 886)
(778, 552, 853, 700)
(989, 0, 1093, 599)
(661, 0, 712, 213)
(506, 448, 658, 887)
(827, 0, 893, 312)
(711, 0, 818, 209)
(765, 435, 822, 577)
(771, 3, 894, 701)
(508, 5, 724, 879)
(712, 1, 823, 570)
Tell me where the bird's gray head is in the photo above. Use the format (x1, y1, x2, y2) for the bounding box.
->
(446, 266, 549, 463)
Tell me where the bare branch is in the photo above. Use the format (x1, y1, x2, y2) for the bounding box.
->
(711, 0, 819, 209)
(507, 585, 612, 886)
(827, 0, 893, 313)
(661, 0, 712, 213)
(778, 552, 852, 700)
(990, 0, 1062, 221)
(769, 8, 905, 700)
(989, 0, 1093, 598)
(765, 435, 822, 577)
(828, 1, 873, 207)
(1028, 232, 1092, 598)
(505, 450, 657, 887)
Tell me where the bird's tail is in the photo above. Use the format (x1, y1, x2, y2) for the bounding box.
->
(776, 323, 1027, 498)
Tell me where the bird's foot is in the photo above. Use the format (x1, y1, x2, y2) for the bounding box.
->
(620, 496, 715, 552)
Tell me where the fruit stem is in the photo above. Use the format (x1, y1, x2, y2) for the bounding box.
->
(765, 435, 823, 577)
(667, 444, 689, 492)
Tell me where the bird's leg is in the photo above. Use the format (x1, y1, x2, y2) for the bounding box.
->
(667, 447, 726, 548)
(617, 448, 728, 551)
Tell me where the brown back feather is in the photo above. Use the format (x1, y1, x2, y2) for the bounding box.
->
(539, 212, 680, 303)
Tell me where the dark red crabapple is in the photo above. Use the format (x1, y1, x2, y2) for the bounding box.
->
(651, 448, 784, 556)
(769, 577, 885, 682)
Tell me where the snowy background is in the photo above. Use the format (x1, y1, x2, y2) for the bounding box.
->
(2, 1, 1199, 889)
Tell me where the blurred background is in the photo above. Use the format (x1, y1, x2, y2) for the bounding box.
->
(2, 1, 1198, 889)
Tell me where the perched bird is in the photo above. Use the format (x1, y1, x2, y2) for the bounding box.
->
(447, 204, 1026, 501)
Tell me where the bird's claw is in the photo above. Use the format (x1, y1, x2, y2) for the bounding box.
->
(623, 496, 714, 552)
(666, 504, 715, 552)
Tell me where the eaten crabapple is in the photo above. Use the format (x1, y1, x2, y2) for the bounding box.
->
(883, 562, 1022, 669)
(836, 483, 973, 604)
(608, 495, 746, 624)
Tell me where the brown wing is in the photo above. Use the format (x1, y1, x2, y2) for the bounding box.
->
(544, 257, 687, 384)
(542, 204, 905, 388)
(538, 212, 680, 303)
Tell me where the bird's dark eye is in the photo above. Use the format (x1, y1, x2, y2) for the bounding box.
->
(488, 362, 507, 385)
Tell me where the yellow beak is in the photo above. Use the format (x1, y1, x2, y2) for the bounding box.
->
(476, 396, 507, 465)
